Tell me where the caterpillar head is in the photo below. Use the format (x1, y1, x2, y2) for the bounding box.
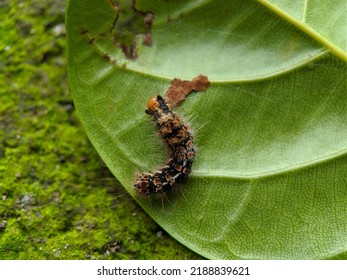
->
(145, 96, 160, 115)
(145, 95, 168, 115)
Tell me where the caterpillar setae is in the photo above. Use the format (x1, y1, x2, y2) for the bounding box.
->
(133, 95, 196, 196)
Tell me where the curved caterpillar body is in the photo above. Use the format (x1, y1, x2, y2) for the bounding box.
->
(133, 95, 196, 196)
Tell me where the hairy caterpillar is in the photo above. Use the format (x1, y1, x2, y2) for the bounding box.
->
(133, 95, 196, 196)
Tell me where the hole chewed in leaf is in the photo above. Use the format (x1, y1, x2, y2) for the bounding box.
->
(164, 75, 210, 107)
(107, 0, 154, 60)
(80, 1, 154, 63)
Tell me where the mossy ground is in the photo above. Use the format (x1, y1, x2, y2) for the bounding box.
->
(0, 0, 201, 260)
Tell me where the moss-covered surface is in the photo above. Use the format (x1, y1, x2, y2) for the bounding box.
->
(0, 0, 202, 260)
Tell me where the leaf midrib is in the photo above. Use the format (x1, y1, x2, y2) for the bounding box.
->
(258, 0, 347, 61)
(86, 38, 328, 83)
(193, 149, 347, 180)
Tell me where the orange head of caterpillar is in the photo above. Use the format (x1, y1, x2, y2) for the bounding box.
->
(145, 95, 169, 115)
(145, 96, 160, 115)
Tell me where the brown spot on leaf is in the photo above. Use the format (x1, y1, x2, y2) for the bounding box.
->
(165, 75, 210, 107)
(120, 41, 138, 60)
(81, 1, 154, 62)
(143, 12, 155, 27)
(108, 0, 154, 60)
(103, 53, 111, 62)
(80, 28, 89, 35)
(108, 0, 119, 9)
(142, 32, 152, 46)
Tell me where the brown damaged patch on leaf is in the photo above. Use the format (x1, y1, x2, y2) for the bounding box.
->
(120, 41, 138, 60)
(143, 12, 155, 27)
(142, 32, 153, 47)
(133, 2, 154, 48)
(88, 38, 96, 45)
(165, 75, 210, 108)
(80, 1, 154, 64)
(107, 0, 154, 60)
(80, 28, 89, 35)
(102, 53, 117, 65)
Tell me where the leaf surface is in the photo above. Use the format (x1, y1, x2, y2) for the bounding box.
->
(258, 0, 347, 60)
(66, 0, 347, 259)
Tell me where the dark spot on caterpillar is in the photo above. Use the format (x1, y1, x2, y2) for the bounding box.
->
(133, 95, 196, 196)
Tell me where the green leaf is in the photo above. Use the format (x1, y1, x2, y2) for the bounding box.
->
(258, 0, 347, 60)
(66, 0, 347, 259)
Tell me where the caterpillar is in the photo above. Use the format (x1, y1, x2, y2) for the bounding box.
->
(133, 95, 196, 196)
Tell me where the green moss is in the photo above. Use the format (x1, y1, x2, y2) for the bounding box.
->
(0, 0, 201, 260)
